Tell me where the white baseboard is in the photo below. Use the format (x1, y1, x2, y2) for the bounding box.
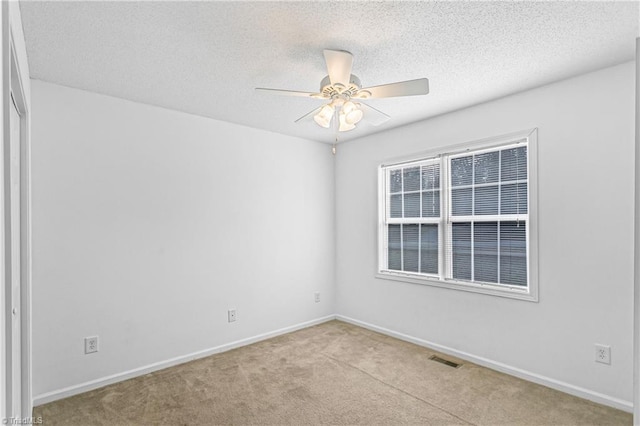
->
(34, 315, 336, 407)
(336, 315, 633, 413)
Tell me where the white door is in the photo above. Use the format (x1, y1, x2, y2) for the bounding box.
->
(9, 93, 21, 417)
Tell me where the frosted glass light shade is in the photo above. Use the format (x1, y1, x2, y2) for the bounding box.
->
(314, 104, 334, 128)
(338, 110, 356, 132)
(342, 101, 363, 125)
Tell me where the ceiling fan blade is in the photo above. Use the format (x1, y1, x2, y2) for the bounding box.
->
(294, 106, 323, 123)
(256, 88, 324, 98)
(323, 49, 353, 87)
(359, 102, 390, 126)
(355, 78, 429, 99)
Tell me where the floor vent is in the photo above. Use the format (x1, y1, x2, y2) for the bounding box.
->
(429, 355, 462, 368)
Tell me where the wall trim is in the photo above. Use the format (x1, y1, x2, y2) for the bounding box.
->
(34, 314, 336, 407)
(336, 315, 633, 413)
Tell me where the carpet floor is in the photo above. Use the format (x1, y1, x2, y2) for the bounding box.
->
(34, 320, 631, 425)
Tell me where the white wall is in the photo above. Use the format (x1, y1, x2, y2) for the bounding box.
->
(30, 80, 335, 399)
(336, 62, 635, 407)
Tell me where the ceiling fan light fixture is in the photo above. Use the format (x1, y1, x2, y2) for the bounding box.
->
(342, 101, 356, 114)
(338, 110, 356, 132)
(313, 104, 334, 128)
(342, 101, 363, 125)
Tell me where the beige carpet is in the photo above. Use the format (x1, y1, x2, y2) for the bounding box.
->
(34, 320, 631, 425)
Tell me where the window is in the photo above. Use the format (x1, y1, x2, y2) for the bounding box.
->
(378, 129, 538, 301)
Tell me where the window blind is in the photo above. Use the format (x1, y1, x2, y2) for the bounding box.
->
(446, 144, 528, 286)
(385, 160, 441, 275)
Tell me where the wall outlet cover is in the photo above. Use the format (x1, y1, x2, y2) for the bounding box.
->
(84, 336, 98, 354)
(595, 344, 611, 365)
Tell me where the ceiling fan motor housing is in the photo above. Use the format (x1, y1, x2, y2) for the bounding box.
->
(320, 74, 365, 99)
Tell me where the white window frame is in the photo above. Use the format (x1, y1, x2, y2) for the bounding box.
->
(377, 128, 538, 302)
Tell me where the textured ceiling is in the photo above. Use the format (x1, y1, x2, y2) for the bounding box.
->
(19, 1, 639, 144)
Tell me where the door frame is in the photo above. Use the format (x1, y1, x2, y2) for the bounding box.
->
(634, 36, 640, 426)
(2, 1, 32, 419)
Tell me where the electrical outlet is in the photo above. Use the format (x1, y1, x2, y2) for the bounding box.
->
(84, 336, 98, 354)
(314, 292, 320, 303)
(595, 344, 611, 364)
(228, 309, 236, 323)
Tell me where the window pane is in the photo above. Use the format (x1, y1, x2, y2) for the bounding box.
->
(501, 146, 527, 182)
(451, 156, 473, 187)
(500, 183, 528, 214)
(390, 194, 402, 218)
(474, 185, 499, 215)
(403, 167, 420, 191)
(474, 222, 498, 283)
(403, 224, 419, 272)
(452, 188, 472, 216)
(421, 190, 440, 218)
(420, 224, 438, 274)
(474, 151, 499, 184)
(452, 223, 471, 280)
(500, 221, 527, 286)
(422, 164, 440, 190)
(404, 193, 420, 218)
(388, 224, 401, 270)
(390, 169, 402, 193)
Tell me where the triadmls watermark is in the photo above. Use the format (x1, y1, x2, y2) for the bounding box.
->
(2, 417, 43, 425)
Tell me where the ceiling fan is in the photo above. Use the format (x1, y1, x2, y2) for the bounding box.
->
(256, 49, 429, 132)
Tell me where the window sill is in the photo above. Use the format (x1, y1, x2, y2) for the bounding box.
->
(375, 270, 538, 302)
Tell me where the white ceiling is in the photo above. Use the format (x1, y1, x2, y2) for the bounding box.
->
(19, 1, 639, 144)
